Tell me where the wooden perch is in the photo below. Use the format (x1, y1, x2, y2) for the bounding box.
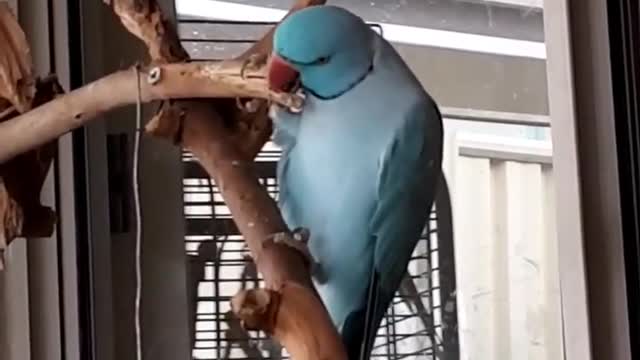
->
(178, 99, 346, 359)
(0, 61, 302, 163)
(105, 0, 189, 64)
(108, 0, 346, 359)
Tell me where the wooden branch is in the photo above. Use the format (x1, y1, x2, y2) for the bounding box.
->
(108, 0, 346, 358)
(179, 100, 346, 359)
(105, 0, 189, 63)
(0, 61, 302, 163)
(142, 0, 325, 158)
(232, 285, 342, 357)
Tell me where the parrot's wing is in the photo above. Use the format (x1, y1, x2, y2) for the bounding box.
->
(372, 100, 443, 300)
(342, 100, 443, 359)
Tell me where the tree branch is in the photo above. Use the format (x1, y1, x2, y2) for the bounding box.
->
(179, 100, 346, 359)
(105, 0, 189, 63)
(0, 61, 301, 163)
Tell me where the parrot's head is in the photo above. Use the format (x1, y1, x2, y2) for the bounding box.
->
(268, 5, 375, 99)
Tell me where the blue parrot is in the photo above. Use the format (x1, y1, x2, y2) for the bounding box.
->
(267, 5, 443, 359)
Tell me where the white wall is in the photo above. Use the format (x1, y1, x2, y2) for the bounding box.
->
(450, 133, 562, 360)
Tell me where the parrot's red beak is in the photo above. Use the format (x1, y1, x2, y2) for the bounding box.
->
(268, 53, 299, 93)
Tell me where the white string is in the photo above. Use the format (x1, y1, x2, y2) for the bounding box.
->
(133, 65, 143, 360)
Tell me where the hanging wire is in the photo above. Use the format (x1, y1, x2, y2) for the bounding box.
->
(133, 65, 144, 360)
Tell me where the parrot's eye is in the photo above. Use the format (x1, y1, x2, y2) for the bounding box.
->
(315, 56, 330, 65)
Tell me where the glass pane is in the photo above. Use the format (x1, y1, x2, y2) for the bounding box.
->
(176, 1, 564, 359)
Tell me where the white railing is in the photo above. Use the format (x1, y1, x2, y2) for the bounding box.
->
(448, 132, 562, 360)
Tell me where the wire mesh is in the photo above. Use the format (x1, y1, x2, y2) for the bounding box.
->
(179, 18, 459, 360)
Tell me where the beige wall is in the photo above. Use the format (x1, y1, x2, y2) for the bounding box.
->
(451, 135, 562, 360)
(397, 44, 548, 115)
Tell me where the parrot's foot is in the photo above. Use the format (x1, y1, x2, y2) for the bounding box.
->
(268, 88, 306, 117)
(240, 53, 269, 79)
(267, 228, 325, 282)
(269, 228, 312, 262)
(288, 88, 306, 113)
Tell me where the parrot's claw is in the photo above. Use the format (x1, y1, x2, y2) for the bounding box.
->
(291, 227, 310, 243)
(269, 228, 312, 262)
(288, 89, 306, 114)
(240, 53, 269, 79)
(267, 228, 323, 280)
(268, 88, 306, 117)
(269, 103, 302, 120)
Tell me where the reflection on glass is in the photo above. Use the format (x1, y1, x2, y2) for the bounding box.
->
(178, 1, 563, 359)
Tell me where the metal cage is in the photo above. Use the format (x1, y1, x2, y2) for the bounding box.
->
(179, 18, 459, 360)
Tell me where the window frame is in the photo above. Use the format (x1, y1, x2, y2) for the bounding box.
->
(546, 0, 635, 358)
(49, 0, 635, 359)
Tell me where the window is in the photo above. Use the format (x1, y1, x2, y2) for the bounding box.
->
(176, 1, 569, 359)
(8, 1, 636, 360)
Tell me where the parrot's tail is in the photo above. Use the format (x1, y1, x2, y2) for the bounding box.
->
(341, 271, 394, 360)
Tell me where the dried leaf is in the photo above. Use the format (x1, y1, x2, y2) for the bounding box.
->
(0, 77, 62, 271)
(0, 179, 24, 270)
(0, 2, 35, 113)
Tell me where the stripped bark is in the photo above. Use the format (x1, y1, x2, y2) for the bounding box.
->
(0, 62, 301, 163)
